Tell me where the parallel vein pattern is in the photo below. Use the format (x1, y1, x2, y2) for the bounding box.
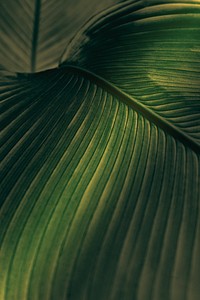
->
(37, 0, 126, 71)
(0, 69, 199, 300)
(0, 0, 35, 72)
(61, 0, 200, 143)
(0, 0, 125, 72)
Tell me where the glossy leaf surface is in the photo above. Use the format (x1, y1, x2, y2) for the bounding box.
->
(0, 1, 200, 299)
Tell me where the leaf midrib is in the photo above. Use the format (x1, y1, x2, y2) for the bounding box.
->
(31, 0, 41, 72)
(62, 64, 200, 153)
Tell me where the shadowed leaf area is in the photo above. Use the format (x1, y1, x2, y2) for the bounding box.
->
(0, 0, 200, 300)
(0, 0, 124, 72)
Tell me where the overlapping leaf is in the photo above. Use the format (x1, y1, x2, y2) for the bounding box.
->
(61, 0, 200, 144)
(0, 0, 200, 300)
(0, 0, 124, 72)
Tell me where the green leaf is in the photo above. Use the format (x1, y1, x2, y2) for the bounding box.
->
(0, 1, 200, 300)
(0, 0, 123, 72)
(61, 0, 200, 145)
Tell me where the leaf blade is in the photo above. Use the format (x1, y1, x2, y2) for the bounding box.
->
(0, 67, 199, 299)
(61, 0, 200, 144)
(0, 0, 124, 72)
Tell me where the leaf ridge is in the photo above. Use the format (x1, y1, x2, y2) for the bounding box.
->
(62, 65, 200, 153)
(31, 0, 41, 72)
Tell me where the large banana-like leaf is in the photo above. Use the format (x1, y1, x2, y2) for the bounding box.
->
(0, 0, 124, 72)
(61, 0, 200, 143)
(0, 1, 200, 300)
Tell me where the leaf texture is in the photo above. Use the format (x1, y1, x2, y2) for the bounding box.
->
(0, 0, 200, 300)
(0, 65, 200, 300)
(61, 0, 200, 143)
(0, 0, 124, 73)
